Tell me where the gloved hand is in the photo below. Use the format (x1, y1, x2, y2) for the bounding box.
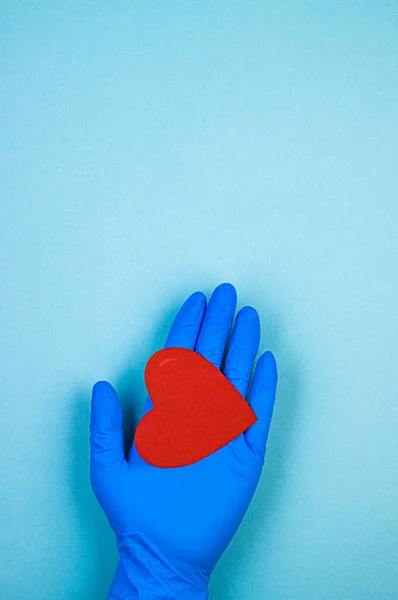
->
(90, 282, 278, 599)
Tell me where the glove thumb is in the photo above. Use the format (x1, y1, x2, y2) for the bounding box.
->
(90, 380, 125, 471)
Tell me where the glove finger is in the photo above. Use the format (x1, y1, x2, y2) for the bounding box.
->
(90, 380, 126, 470)
(223, 306, 260, 398)
(244, 351, 278, 457)
(164, 290, 207, 350)
(195, 282, 237, 369)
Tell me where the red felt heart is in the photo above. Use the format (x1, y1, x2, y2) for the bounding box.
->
(135, 347, 257, 468)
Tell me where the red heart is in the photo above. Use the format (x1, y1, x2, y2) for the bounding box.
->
(135, 347, 257, 468)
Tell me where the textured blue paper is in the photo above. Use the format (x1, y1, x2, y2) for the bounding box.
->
(1, 2, 397, 599)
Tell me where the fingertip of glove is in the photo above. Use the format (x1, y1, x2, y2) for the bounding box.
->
(215, 281, 237, 297)
(189, 290, 207, 303)
(92, 380, 115, 401)
(260, 351, 278, 383)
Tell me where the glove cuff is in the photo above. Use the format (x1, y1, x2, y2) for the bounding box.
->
(107, 531, 210, 600)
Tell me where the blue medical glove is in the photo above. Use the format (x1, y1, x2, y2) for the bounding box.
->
(90, 282, 278, 599)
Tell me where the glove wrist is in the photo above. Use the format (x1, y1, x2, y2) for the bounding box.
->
(107, 531, 210, 600)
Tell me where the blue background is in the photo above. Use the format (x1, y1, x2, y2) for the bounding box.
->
(1, 2, 397, 599)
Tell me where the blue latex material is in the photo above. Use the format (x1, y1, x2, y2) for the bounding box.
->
(90, 283, 278, 599)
